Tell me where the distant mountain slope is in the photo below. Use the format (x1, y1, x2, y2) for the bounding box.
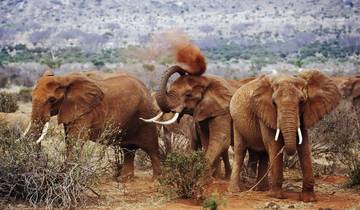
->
(0, 0, 360, 50)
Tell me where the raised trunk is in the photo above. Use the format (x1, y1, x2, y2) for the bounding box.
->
(155, 65, 186, 113)
(278, 108, 298, 156)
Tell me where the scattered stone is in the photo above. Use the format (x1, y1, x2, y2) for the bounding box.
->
(318, 208, 333, 210)
(288, 204, 295, 208)
(265, 201, 280, 209)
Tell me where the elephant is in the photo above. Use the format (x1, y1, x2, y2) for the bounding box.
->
(142, 65, 255, 179)
(333, 74, 360, 117)
(25, 70, 161, 181)
(228, 70, 341, 202)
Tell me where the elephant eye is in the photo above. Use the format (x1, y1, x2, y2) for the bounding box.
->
(185, 92, 192, 98)
(48, 97, 57, 103)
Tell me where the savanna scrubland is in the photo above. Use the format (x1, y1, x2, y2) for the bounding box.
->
(1, 0, 360, 209)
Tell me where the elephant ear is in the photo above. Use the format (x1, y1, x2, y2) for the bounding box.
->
(350, 76, 360, 98)
(298, 70, 341, 129)
(250, 76, 277, 129)
(193, 77, 233, 122)
(58, 76, 104, 124)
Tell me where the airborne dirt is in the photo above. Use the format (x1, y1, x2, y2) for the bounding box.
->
(82, 170, 360, 210)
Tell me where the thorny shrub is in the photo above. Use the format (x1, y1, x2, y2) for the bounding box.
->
(0, 91, 18, 113)
(348, 161, 360, 188)
(0, 122, 112, 209)
(309, 100, 360, 174)
(159, 151, 207, 200)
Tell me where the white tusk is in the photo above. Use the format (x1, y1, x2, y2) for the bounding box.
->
(298, 127, 303, 145)
(36, 122, 49, 144)
(23, 122, 31, 137)
(139, 112, 163, 122)
(275, 128, 280, 141)
(152, 112, 179, 125)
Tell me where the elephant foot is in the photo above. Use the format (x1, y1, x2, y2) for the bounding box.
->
(299, 191, 317, 202)
(118, 172, 134, 182)
(270, 190, 287, 199)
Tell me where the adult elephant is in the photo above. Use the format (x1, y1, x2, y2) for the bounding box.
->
(142, 65, 254, 179)
(229, 70, 340, 202)
(25, 71, 161, 181)
(333, 74, 360, 116)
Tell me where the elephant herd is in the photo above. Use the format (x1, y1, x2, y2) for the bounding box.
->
(3, 62, 359, 203)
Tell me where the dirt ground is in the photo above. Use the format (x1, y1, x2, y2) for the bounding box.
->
(80, 169, 360, 210)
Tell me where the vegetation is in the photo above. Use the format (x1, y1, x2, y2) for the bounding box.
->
(348, 161, 360, 188)
(17, 87, 32, 102)
(159, 151, 207, 199)
(202, 193, 226, 210)
(310, 101, 360, 174)
(0, 92, 19, 113)
(0, 122, 111, 209)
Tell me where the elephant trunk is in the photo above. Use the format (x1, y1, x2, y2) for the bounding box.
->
(25, 100, 50, 143)
(156, 65, 186, 113)
(278, 106, 299, 156)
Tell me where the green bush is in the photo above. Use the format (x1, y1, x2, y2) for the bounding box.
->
(0, 92, 19, 113)
(159, 151, 207, 199)
(348, 161, 360, 188)
(202, 193, 226, 210)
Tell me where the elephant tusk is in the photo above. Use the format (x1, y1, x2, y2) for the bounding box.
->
(275, 128, 280, 141)
(298, 127, 303, 145)
(152, 112, 179, 125)
(36, 122, 50, 144)
(23, 122, 31, 137)
(139, 112, 163, 122)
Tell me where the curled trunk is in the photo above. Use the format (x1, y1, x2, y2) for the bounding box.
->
(155, 65, 186, 112)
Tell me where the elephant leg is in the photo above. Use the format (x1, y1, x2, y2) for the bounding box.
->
(229, 126, 246, 193)
(256, 151, 269, 191)
(260, 122, 286, 199)
(134, 123, 161, 179)
(222, 150, 232, 180)
(297, 129, 316, 202)
(144, 149, 161, 179)
(206, 116, 231, 179)
(247, 149, 258, 178)
(213, 158, 222, 178)
(120, 145, 137, 182)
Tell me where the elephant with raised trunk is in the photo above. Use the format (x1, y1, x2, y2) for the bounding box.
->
(25, 71, 161, 181)
(142, 65, 255, 179)
(229, 70, 341, 202)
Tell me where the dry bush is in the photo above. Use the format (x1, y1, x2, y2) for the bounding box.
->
(135, 126, 190, 170)
(0, 92, 18, 113)
(348, 161, 360, 188)
(17, 87, 32, 102)
(309, 100, 360, 174)
(0, 122, 111, 209)
(159, 151, 206, 200)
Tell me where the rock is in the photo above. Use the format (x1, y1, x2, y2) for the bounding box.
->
(318, 208, 333, 210)
(288, 204, 295, 208)
(265, 201, 280, 209)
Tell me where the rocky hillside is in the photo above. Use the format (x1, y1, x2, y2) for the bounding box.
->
(1, 0, 360, 50)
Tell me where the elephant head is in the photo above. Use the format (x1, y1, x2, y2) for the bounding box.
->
(251, 70, 340, 155)
(25, 71, 104, 143)
(142, 65, 233, 124)
(333, 75, 360, 99)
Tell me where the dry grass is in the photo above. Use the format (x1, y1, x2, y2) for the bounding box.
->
(0, 91, 18, 113)
(310, 100, 360, 174)
(0, 122, 115, 209)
